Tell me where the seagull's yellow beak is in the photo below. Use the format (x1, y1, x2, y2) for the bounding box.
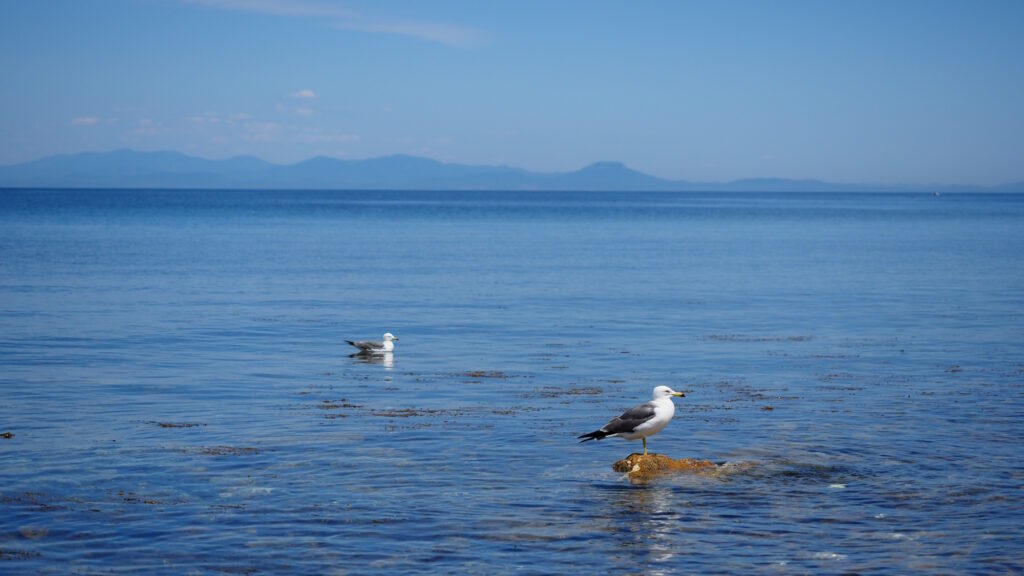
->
(672, 391, 685, 397)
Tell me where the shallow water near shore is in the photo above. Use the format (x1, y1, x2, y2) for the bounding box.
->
(1, 189, 1022, 573)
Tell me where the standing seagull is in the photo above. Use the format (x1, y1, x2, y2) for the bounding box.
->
(578, 386, 685, 456)
(346, 332, 398, 354)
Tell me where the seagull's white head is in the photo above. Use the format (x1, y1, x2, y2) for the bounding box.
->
(383, 333, 398, 342)
(653, 385, 685, 399)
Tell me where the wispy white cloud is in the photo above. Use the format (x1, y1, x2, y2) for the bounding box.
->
(346, 20, 483, 47)
(183, 0, 351, 18)
(242, 120, 280, 143)
(276, 102, 316, 117)
(134, 118, 160, 135)
(291, 89, 318, 100)
(186, 112, 221, 124)
(173, 106, 358, 154)
(72, 116, 100, 126)
(180, 0, 482, 46)
(187, 111, 253, 125)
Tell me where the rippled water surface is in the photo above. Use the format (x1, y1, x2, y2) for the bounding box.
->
(1, 189, 1022, 574)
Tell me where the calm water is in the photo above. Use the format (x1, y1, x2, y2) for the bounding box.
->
(1, 189, 1022, 574)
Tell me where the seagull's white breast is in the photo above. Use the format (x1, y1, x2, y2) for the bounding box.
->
(631, 397, 675, 437)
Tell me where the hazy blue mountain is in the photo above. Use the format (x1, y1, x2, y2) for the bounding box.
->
(994, 181, 1024, 193)
(0, 149, 1018, 191)
(0, 149, 275, 188)
(544, 161, 684, 191)
(265, 154, 517, 189)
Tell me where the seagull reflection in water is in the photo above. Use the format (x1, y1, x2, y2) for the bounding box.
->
(603, 484, 683, 571)
(349, 350, 394, 369)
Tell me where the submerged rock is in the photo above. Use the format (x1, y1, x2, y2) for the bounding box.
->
(612, 453, 718, 483)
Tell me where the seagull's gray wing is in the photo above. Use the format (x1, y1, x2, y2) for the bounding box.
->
(601, 401, 657, 435)
(578, 401, 658, 442)
(346, 339, 383, 351)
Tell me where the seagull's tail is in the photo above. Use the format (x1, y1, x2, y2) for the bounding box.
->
(578, 430, 609, 443)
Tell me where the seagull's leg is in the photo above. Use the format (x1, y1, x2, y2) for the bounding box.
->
(642, 437, 647, 456)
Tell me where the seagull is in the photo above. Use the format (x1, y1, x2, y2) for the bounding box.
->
(345, 332, 398, 354)
(578, 386, 686, 456)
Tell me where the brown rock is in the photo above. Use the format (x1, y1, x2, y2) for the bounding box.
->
(612, 453, 718, 483)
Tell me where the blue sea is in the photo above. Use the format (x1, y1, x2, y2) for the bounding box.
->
(1, 189, 1022, 574)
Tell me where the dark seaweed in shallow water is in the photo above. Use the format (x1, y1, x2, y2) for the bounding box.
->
(148, 421, 206, 428)
(462, 370, 509, 379)
(177, 446, 261, 457)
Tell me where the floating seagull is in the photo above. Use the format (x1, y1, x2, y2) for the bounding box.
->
(578, 386, 685, 456)
(345, 332, 398, 354)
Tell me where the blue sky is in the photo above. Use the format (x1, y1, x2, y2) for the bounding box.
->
(2, 0, 1022, 185)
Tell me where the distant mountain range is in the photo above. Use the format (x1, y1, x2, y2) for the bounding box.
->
(0, 149, 1020, 192)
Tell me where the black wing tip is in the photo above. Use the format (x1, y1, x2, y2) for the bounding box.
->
(578, 431, 606, 443)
